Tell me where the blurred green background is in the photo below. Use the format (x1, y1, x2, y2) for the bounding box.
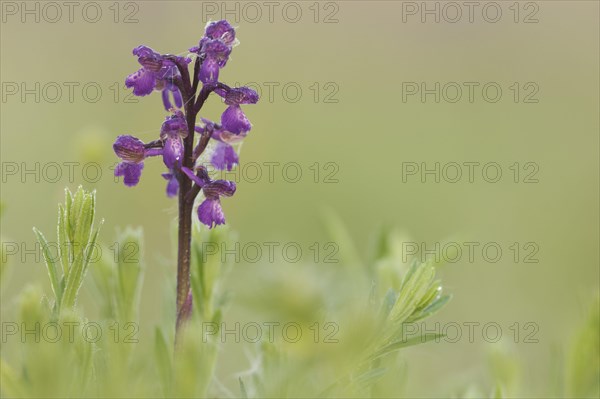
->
(1, 1, 598, 397)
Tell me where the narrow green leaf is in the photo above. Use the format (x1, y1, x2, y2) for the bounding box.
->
(116, 227, 144, 322)
(212, 309, 222, 325)
(57, 204, 70, 276)
(64, 187, 73, 226)
(492, 383, 504, 399)
(322, 211, 361, 268)
(62, 223, 102, 310)
(567, 296, 600, 398)
(389, 262, 435, 324)
(402, 259, 420, 282)
(89, 249, 117, 319)
(369, 333, 445, 361)
(33, 227, 63, 306)
(0, 359, 27, 398)
(69, 186, 84, 242)
(409, 294, 451, 322)
(193, 240, 207, 301)
(83, 223, 102, 276)
(73, 193, 94, 258)
(61, 252, 84, 310)
(417, 279, 441, 307)
(78, 337, 94, 388)
(354, 367, 387, 389)
(239, 377, 248, 399)
(155, 327, 173, 396)
(378, 289, 397, 320)
(369, 224, 391, 263)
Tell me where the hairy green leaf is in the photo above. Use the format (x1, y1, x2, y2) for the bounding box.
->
(33, 227, 63, 307)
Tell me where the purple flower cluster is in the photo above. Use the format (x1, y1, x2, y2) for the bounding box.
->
(114, 20, 258, 228)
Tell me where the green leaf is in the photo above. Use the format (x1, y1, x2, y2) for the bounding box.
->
(322, 211, 362, 268)
(491, 383, 504, 399)
(416, 279, 442, 310)
(409, 294, 452, 322)
(354, 367, 387, 390)
(155, 327, 173, 396)
(239, 377, 248, 399)
(115, 228, 144, 322)
(567, 296, 600, 398)
(57, 204, 70, 276)
(0, 359, 27, 398)
(369, 224, 392, 262)
(368, 333, 445, 361)
(378, 288, 397, 321)
(388, 261, 435, 324)
(73, 192, 94, 258)
(61, 191, 101, 312)
(69, 186, 84, 242)
(61, 255, 84, 310)
(33, 227, 63, 307)
(89, 248, 117, 319)
(19, 284, 48, 325)
(83, 224, 102, 276)
(65, 187, 73, 232)
(193, 240, 207, 301)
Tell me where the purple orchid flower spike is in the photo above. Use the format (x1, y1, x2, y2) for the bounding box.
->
(113, 135, 162, 186)
(114, 19, 258, 341)
(125, 45, 191, 110)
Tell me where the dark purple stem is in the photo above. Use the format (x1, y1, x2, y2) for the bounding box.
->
(166, 54, 232, 345)
(173, 55, 206, 344)
(192, 129, 213, 163)
(194, 82, 231, 114)
(191, 57, 201, 94)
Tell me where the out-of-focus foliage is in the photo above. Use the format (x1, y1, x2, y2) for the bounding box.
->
(0, 202, 10, 286)
(90, 227, 145, 323)
(450, 295, 599, 399)
(567, 295, 600, 398)
(0, 191, 598, 398)
(231, 219, 451, 398)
